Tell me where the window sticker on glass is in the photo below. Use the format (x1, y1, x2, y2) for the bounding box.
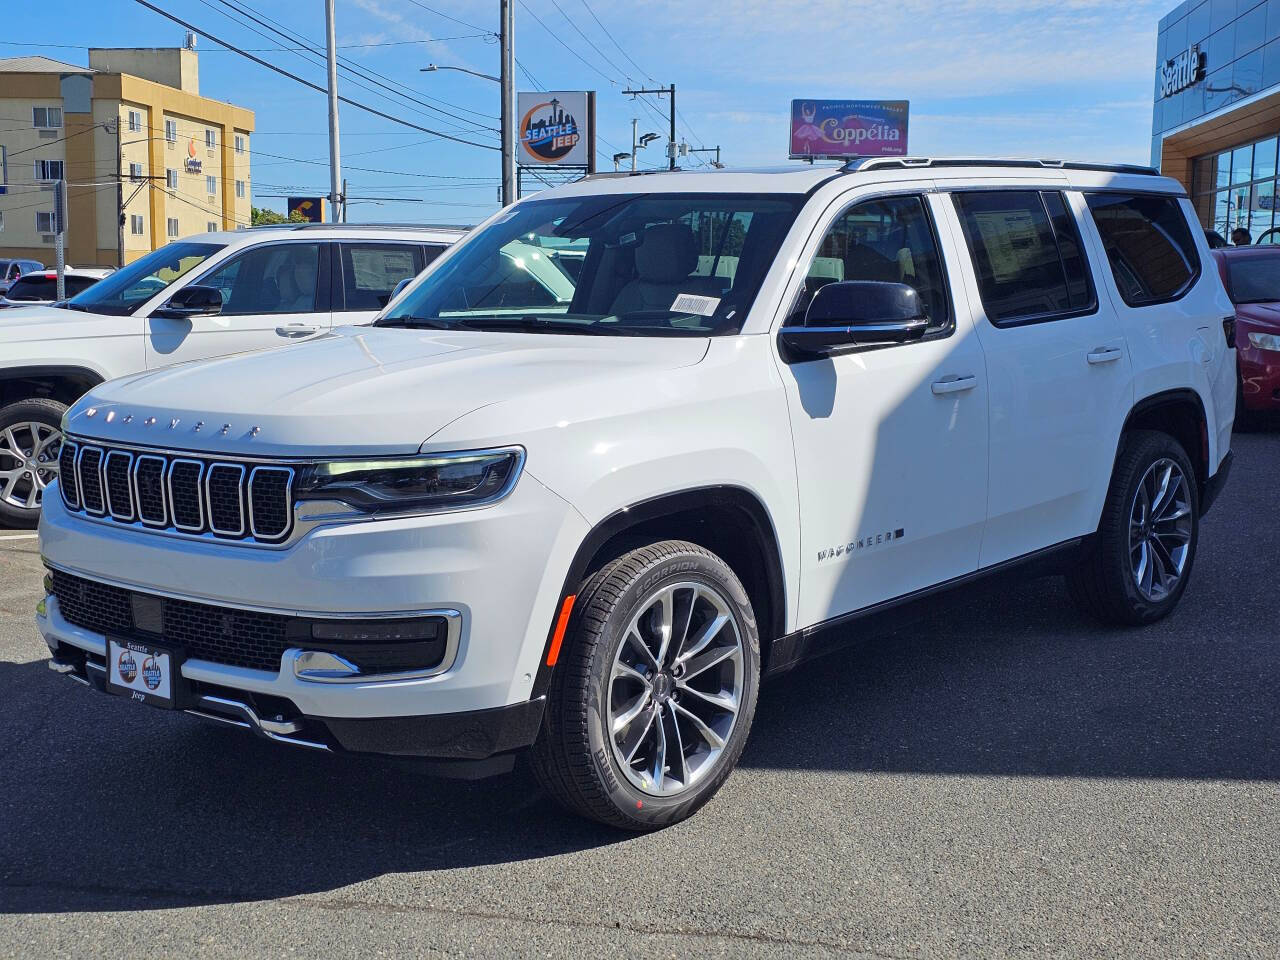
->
(671, 293, 720, 316)
(970, 209, 1041, 284)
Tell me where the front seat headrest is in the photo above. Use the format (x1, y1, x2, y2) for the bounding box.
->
(634, 222, 698, 283)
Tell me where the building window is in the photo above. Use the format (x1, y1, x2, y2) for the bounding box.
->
(36, 211, 55, 233)
(165, 119, 177, 143)
(166, 168, 178, 189)
(206, 175, 217, 195)
(207, 221, 218, 232)
(205, 129, 216, 149)
(234, 135, 245, 154)
(32, 106, 63, 129)
(131, 214, 144, 235)
(235, 179, 245, 199)
(128, 110, 142, 132)
(35, 160, 65, 181)
(167, 217, 179, 239)
(129, 162, 144, 182)
(1191, 136, 1280, 243)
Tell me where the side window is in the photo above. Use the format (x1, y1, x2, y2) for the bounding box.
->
(797, 194, 952, 334)
(952, 190, 1095, 326)
(422, 244, 446, 268)
(339, 243, 423, 311)
(197, 243, 322, 316)
(1084, 193, 1199, 306)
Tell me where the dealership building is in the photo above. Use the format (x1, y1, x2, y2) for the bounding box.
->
(1153, 1, 1280, 240)
(0, 47, 253, 267)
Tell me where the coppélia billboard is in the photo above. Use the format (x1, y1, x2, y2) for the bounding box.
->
(789, 100, 909, 159)
(517, 91, 592, 167)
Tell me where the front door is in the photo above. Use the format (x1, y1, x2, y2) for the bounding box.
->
(779, 191, 990, 628)
(144, 240, 332, 368)
(941, 188, 1133, 567)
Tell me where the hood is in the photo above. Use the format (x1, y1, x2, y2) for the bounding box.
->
(66, 326, 710, 457)
(0, 304, 133, 340)
(1236, 301, 1280, 328)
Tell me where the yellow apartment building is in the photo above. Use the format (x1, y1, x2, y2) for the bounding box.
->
(0, 47, 254, 267)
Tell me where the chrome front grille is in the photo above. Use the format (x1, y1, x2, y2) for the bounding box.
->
(60, 439, 295, 544)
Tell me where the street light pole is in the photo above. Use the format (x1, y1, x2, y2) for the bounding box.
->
(631, 118, 637, 173)
(324, 0, 343, 223)
(499, 0, 516, 206)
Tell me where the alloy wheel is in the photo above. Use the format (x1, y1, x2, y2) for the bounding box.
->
(607, 581, 745, 797)
(0, 422, 61, 511)
(1128, 457, 1193, 602)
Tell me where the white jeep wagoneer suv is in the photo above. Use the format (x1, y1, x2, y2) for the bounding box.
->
(37, 159, 1236, 829)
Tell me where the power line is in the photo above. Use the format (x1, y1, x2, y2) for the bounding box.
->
(130, 0, 499, 151)
(401, 0, 492, 34)
(517, 0, 617, 85)
(578, 0, 656, 84)
(0, 36, 488, 51)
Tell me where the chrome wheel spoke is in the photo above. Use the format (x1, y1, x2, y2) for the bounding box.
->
(0, 468, 21, 503)
(671, 699, 725, 751)
(653, 587, 675, 666)
(675, 611, 730, 667)
(612, 659, 650, 687)
(619, 703, 657, 764)
(648, 702, 668, 786)
(676, 682, 738, 714)
(1128, 458, 1193, 603)
(664, 701, 688, 786)
(1133, 540, 1150, 591)
(611, 690, 651, 736)
(624, 628, 660, 672)
(682, 643, 740, 681)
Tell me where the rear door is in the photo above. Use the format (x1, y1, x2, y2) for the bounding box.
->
(144, 240, 332, 368)
(940, 188, 1133, 566)
(332, 241, 426, 327)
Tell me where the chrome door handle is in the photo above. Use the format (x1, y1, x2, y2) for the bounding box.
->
(931, 375, 978, 395)
(1087, 347, 1123, 364)
(275, 323, 318, 337)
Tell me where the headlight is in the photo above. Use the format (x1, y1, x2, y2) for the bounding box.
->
(1247, 331, 1280, 352)
(295, 447, 524, 516)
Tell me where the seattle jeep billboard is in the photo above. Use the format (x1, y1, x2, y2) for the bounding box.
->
(517, 91, 592, 167)
(789, 100, 909, 159)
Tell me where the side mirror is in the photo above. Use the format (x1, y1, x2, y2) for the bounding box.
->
(153, 284, 223, 319)
(389, 277, 413, 303)
(779, 281, 929, 361)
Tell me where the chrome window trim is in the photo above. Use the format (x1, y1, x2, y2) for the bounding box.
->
(247, 465, 295, 542)
(166, 458, 206, 532)
(76, 444, 106, 516)
(103, 449, 136, 522)
(59, 439, 80, 509)
(205, 462, 247, 537)
(131, 454, 169, 527)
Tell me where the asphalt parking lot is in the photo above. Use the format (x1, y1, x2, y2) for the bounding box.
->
(1, 432, 1277, 959)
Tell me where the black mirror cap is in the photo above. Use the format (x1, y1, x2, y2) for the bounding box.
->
(156, 284, 222, 318)
(779, 281, 930, 361)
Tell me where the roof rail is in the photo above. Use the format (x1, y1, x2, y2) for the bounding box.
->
(280, 221, 471, 232)
(577, 168, 685, 182)
(843, 157, 1160, 177)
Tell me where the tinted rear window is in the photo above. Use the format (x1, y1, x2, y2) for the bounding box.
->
(1085, 193, 1199, 306)
(6, 275, 99, 300)
(952, 190, 1095, 325)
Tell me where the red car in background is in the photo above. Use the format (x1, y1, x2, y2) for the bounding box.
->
(1211, 246, 1280, 424)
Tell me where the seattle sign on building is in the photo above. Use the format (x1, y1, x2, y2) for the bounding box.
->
(1160, 44, 1205, 99)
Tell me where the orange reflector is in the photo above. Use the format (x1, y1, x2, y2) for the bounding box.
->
(545, 594, 576, 667)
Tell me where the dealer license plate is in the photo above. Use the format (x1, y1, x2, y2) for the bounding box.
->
(105, 638, 179, 709)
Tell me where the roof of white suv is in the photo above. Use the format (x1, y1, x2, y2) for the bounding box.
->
(201, 223, 470, 246)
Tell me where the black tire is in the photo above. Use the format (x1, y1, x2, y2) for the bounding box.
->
(1067, 430, 1199, 625)
(531, 540, 761, 830)
(0, 397, 67, 528)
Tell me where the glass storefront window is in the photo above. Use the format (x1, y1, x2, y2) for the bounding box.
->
(1216, 150, 1233, 189)
(1255, 138, 1278, 182)
(1232, 145, 1255, 185)
(1253, 180, 1277, 234)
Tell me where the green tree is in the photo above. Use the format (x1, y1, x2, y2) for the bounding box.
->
(250, 206, 309, 225)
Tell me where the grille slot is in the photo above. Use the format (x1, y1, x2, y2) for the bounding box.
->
(248, 467, 292, 541)
(49, 569, 293, 673)
(104, 450, 135, 521)
(77, 446, 105, 515)
(134, 455, 167, 526)
(206, 463, 246, 536)
(59, 440, 80, 508)
(60, 438, 294, 544)
(168, 459, 205, 532)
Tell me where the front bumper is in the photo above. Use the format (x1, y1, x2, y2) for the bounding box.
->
(37, 469, 589, 742)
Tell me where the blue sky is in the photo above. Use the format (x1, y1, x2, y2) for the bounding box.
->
(6, 0, 1171, 225)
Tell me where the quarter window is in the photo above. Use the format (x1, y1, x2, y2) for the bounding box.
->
(952, 190, 1095, 326)
(797, 194, 952, 334)
(197, 242, 323, 315)
(1085, 194, 1199, 306)
(339, 243, 424, 311)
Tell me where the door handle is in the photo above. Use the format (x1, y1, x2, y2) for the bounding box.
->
(275, 323, 318, 338)
(1087, 347, 1123, 364)
(931, 375, 978, 395)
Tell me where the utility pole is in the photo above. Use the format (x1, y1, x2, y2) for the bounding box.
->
(688, 145, 723, 168)
(115, 118, 124, 266)
(499, 0, 516, 205)
(324, 0, 343, 224)
(622, 84, 677, 170)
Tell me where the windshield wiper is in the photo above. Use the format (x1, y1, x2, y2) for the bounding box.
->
(375, 315, 454, 329)
(451, 315, 620, 335)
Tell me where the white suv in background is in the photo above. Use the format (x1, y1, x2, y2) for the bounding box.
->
(0, 223, 464, 526)
(37, 160, 1235, 829)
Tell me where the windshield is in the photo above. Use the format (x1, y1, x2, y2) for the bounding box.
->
(1228, 255, 1280, 303)
(63, 241, 225, 315)
(377, 192, 803, 336)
